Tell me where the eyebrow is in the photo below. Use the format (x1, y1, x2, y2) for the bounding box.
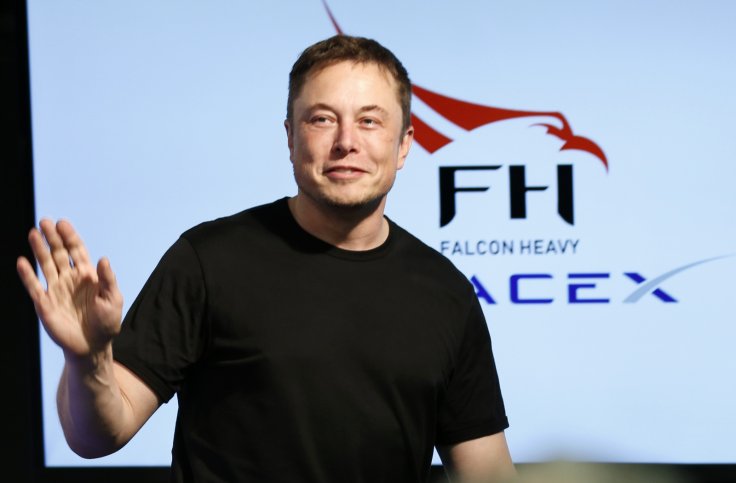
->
(306, 103, 389, 116)
(358, 105, 389, 116)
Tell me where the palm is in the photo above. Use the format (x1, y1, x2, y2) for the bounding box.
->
(18, 220, 123, 358)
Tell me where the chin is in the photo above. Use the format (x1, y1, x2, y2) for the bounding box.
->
(312, 189, 388, 213)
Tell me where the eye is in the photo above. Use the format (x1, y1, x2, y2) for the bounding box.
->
(308, 113, 336, 126)
(360, 117, 380, 127)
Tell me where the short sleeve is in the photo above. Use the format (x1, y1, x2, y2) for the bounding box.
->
(435, 293, 509, 445)
(113, 237, 208, 404)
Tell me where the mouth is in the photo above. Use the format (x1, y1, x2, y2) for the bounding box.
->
(324, 166, 368, 179)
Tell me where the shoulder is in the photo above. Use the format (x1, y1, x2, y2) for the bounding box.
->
(388, 220, 474, 300)
(180, 198, 289, 249)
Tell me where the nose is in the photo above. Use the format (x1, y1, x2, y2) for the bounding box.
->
(332, 122, 358, 156)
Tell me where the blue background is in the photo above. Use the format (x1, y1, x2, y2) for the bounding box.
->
(27, 0, 736, 466)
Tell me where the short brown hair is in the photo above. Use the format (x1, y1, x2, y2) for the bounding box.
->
(287, 35, 412, 132)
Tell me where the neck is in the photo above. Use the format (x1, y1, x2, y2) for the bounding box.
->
(288, 194, 389, 251)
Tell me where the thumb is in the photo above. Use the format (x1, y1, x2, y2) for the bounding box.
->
(97, 257, 120, 297)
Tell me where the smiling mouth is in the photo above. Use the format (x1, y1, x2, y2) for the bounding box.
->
(324, 166, 367, 176)
(328, 168, 361, 173)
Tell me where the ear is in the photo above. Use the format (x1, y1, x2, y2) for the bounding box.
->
(396, 125, 414, 171)
(284, 119, 295, 162)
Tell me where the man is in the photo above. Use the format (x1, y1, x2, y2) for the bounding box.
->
(18, 35, 514, 482)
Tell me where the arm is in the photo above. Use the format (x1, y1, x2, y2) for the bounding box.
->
(17, 219, 160, 458)
(56, 355, 160, 457)
(438, 431, 516, 483)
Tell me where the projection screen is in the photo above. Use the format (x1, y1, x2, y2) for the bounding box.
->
(26, 0, 736, 467)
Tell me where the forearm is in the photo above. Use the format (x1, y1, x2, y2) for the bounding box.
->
(57, 346, 134, 458)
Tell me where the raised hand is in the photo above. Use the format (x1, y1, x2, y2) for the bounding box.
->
(17, 219, 123, 359)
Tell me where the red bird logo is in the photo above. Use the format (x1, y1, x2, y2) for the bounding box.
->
(322, 0, 608, 171)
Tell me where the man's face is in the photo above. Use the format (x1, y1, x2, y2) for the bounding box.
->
(285, 61, 413, 211)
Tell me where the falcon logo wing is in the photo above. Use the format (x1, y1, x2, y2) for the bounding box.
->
(321, 0, 608, 170)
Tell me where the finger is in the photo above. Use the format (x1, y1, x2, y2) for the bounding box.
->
(17, 256, 56, 324)
(16, 256, 48, 305)
(18, 257, 69, 345)
(28, 226, 58, 283)
(57, 219, 92, 269)
(39, 219, 72, 274)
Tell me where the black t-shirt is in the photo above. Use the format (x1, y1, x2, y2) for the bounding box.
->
(114, 198, 508, 483)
